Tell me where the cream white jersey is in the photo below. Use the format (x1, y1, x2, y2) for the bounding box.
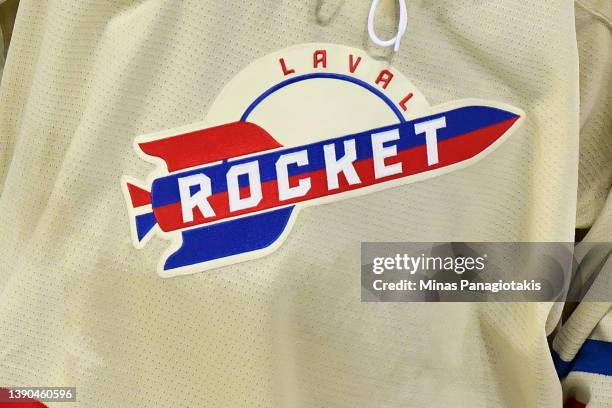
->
(0, 1, 610, 407)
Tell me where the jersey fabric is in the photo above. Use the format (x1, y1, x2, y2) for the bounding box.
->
(553, 3, 612, 407)
(0, 1, 609, 407)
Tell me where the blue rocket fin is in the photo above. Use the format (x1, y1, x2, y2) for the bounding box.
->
(163, 207, 294, 271)
(135, 212, 157, 242)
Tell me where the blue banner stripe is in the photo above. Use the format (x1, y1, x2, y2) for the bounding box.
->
(151, 106, 517, 208)
(553, 339, 612, 378)
(164, 207, 294, 270)
(552, 350, 573, 379)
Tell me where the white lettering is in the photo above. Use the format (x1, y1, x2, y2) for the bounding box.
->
(414, 116, 446, 165)
(323, 139, 361, 190)
(276, 150, 311, 201)
(178, 174, 215, 222)
(371, 129, 402, 179)
(227, 161, 262, 212)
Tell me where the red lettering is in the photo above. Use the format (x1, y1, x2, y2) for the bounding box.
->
(399, 92, 414, 111)
(375, 70, 394, 89)
(313, 50, 327, 68)
(349, 54, 362, 73)
(279, 58, 295, 76)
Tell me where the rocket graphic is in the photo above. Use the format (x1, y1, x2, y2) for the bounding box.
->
(122, 101, 523, 275)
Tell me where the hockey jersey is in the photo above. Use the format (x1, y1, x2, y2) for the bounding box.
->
(0, 0, 610, 407)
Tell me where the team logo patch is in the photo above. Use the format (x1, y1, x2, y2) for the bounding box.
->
(121, 43, 524, 277)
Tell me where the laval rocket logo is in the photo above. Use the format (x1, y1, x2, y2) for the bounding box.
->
(122, 43, 524, 277)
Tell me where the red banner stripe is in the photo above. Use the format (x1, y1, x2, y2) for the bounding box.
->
(564, 398, 587, 408)
(139, 121, 283, 172)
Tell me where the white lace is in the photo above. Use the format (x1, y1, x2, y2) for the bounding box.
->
(367, 0, 408, 52)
